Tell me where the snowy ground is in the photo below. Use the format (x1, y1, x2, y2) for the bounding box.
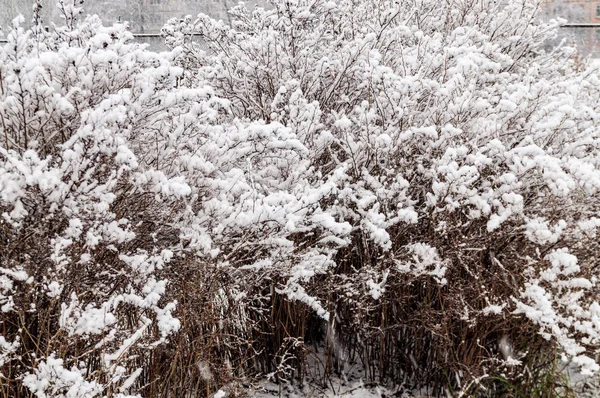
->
(249, 382, 394, 398)
(206, 363, 600, 398)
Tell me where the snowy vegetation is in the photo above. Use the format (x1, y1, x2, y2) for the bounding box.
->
(2, 0, 600, 396)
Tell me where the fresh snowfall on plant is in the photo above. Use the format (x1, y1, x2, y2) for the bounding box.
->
(1, 0, 600, 397)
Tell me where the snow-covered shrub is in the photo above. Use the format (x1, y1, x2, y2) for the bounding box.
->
(3, 0, 600, 396)
(160, 0, 600, 394)
(0, 6, 195, 397)
(0, 2, 345, 395)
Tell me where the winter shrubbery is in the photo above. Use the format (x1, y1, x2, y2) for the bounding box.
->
(2, 0, 600, 396)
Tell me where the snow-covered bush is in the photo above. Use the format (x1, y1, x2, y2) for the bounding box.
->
(0, 4, 195, 396)
(3, 0, 600, 396)
(161, 0, 600, 394)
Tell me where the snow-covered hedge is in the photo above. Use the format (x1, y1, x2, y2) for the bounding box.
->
(2, 0, 600, 396)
